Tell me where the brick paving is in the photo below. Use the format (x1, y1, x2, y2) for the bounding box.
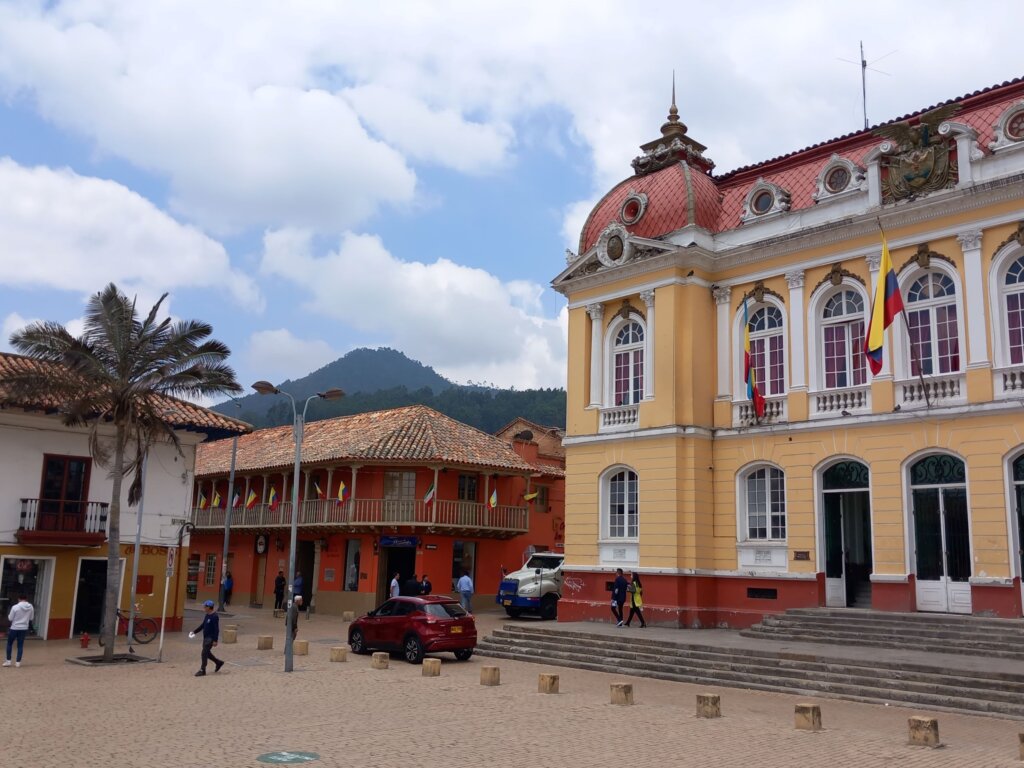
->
(3, 605, 1023, 767)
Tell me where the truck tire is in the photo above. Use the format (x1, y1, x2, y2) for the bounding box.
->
(505, 607, 523, 618)
(540, 594, 558, 621)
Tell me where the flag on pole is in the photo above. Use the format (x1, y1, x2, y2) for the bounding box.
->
(488, 488, 498, 509)
(245, 489, 258, 509)
(864, 231, 905, 375)
(743, 298, 766, 419)
(232, 490, 241, 508)
(423, 482, 435, 509)
(268, 486, 279, 511)
(198, 491, 208, 509)
(523, 491, 539, 502)
(314, 480, 324, 499)
(212, 489, 222, 509)
(336, 481, 350, 506)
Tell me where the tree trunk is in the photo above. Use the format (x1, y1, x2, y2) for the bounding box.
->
(102, 423, 126, 660)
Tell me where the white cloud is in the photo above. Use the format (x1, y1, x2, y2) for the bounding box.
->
(1, 312, 38, 352)
(0, 158, 261, 306)
(246, 329, 338, 383)
(260, 229, 567, 389)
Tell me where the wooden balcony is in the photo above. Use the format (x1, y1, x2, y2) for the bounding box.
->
(190, 498, 529, 538)
(16, 498, 108, 546)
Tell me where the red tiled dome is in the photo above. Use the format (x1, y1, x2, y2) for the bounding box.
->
(579, 162, 721, 254)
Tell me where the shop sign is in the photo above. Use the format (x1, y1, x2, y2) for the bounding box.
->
(380, 536, 417, 548)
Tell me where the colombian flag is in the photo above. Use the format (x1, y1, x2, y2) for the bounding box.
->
(864, 232, 905, 375)
(314, 480, 324, 499)
(743, 298, 766, 419)
(268, 485, 279, 511)
(336, 481, 350, 506)
(212, 489, 222, 509)
(523, 491, 539, 502)
(245, 489, 258, 509)
(488, 488, 498, 509)
(198, 491, 208, 509)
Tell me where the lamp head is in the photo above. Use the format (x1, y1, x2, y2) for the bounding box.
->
(319, 388, 345, 401)
(252, 381, 280, 396)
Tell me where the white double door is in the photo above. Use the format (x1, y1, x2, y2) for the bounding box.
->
(912, 486, 971, 614)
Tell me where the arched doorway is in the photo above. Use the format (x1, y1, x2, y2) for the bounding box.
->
(910, 454, 971, 613)
(1011, 454, 1024, 608)
(821, 461, 872, 607)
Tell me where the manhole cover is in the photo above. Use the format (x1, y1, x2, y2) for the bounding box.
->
(256, 751, 320, 764)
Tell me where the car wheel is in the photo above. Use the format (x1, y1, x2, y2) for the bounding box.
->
(403, 633, 424, 664)
(453, 648, 474, 661)
(349, 628, 368, 655)
(540, 594, 559, 621)
(505, 607, 523, 619)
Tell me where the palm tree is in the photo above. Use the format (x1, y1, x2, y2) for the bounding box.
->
(6, 283, 241, 659)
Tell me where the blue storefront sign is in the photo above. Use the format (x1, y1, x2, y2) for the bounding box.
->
(380, 535, 418, 548)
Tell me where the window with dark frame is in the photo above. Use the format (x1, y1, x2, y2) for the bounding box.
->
(457, 474, 478, 502)
(38, 454, 91, 532)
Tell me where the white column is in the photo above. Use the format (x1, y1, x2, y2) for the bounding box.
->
(587, 303, 605, 407)
(865, 251, 891, 377)
(785, 270, 806, 389)
(957, 229, 988, 367)
(640, 289, 655, 400)
(713, 287, 732, 398)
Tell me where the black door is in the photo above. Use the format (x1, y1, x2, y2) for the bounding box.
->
(295, 541, 315, 602)
(73, 560, 106, 634)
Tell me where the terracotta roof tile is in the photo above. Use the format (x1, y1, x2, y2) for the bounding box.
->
(196, 404, 537, 477)
(0, 351, 250, 438)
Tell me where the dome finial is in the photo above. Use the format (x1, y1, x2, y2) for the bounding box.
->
(669, 70, 678, 120)
(661, 71, 686, 136)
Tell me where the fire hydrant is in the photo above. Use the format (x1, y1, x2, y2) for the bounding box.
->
(80, 632, 90, 649)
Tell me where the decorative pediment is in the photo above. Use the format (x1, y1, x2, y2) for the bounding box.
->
(556, 224, 676, 284)
(812, 154, 867, 203)
(740, 179, 791, 224)
(874, 103, 961, 203)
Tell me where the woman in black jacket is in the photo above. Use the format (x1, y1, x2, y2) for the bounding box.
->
(624, 572, 646, 628)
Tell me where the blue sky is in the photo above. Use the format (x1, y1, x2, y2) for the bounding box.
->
(1, 1, 1022, 393)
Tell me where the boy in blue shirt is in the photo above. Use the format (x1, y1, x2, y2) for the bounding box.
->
(190, 600, 224, 676)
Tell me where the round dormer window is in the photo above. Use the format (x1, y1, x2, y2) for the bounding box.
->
(619, 192, 648, 225)
(824, 165, 851, 193)
(752, 190, 774, 215)
(1008, 109, 1024, 141)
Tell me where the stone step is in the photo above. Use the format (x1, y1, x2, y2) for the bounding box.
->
(477, 633, 1024, 718)
(783, 607, 1024, 630)
(479, 634, 1024, 704)
(755, 615, 1024, 643)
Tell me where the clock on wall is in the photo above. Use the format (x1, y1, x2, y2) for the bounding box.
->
(255, 534, 268, 555)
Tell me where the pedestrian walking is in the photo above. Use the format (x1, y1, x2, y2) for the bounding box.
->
(273, 570, 286, 611)
(420, 574, 432, 595)
(286, 595, 304, 640)
(610, 568, 628, 626)
(457, 570, 474, 613)
(190, 600, 223, 677)
(4, 594, 33, 667)
(403, 573, 422, 596)
(624, 572, 646, 628)
(222, 571, 233, 606)
(390, 571, 401, 598)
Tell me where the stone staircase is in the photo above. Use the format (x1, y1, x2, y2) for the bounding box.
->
(476, 623, 1024, 718)
(742, 608, 1024, 660)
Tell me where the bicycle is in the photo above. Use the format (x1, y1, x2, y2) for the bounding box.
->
(98, 604, 158, 645)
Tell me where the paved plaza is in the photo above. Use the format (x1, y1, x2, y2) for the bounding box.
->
(4, 605, 1024, 767)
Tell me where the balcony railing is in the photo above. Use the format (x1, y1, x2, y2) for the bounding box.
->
(733, 396, 787, 426)
(599, 403, 640, 432)
(17, 498, 108, 545)
(812, 385, 871, 417)
(995, 365, 1024, 398)
(898, 373, 965, 408)
(190, 498, 528, 536)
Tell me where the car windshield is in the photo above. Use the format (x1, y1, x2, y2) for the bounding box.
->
(525, 555, 563, 570)
(423, 602, 468, 619)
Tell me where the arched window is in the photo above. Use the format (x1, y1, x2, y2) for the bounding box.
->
(1004, 256, 1024, 365)
(748, 306, 785, 396)
(906, 272, 960, 376)
(743, 465, 786, 540)
(612, 321, 644, 406)
(821, 290, 866, 389)
(605, 469, 638, 539)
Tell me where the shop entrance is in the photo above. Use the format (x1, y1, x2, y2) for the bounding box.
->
(295, 540, 315, 603)
(1, 556, 53, 638)
(377, 545, 416, 605)
(821, 461, 873, 608)
(72, 559, 107, 635)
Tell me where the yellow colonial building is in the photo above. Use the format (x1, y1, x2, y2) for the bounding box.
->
(553, 76, 1024, 627)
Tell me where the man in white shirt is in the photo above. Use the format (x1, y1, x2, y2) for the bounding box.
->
(4, 594, 34, 667)
(390, 572, 401, 599)
(456, 571, 474, 613)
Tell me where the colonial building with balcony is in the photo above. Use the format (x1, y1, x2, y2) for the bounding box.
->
(0, 352, 249, 639)
(553, 76, 1024, 627)
(189, 405, 565, 616)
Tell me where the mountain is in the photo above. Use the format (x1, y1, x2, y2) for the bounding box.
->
(215, 347, 566, 433)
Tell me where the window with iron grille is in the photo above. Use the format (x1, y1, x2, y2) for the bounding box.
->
(204, 553, 217, 586)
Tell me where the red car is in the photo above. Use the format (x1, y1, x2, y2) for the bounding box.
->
(348, 595, 477, 664)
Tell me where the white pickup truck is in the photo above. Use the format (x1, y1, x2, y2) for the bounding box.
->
(495, 552, 564, 619)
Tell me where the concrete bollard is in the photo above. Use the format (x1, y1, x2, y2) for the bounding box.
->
(480, 666, 501, 686)
(538, 673, 559, 694)
(1018, 733, 1024, 761)
(696, 693, 721, 719)
(422, 658, 441, 677)
(908, 716, 940, 747)
(257, 635, 273, 650)
(371, 652, 389, 670)
(329, 646, 348, 663)
(221, 628, 237, 644)
(223, 624, 238, 632)
(610, 683, 634, 706)
(293, 639, 309, 656)
(342, 611, 355, 622)
(794, 703, 822, 732)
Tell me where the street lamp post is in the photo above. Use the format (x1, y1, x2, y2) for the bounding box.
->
(217, 417, 240, 613)
(253, 381, 344, 672)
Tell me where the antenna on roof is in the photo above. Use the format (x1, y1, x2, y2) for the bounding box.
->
(837, 41, 895, 130)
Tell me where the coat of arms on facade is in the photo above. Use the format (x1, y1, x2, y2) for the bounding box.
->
(875, 103, 961, 203)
